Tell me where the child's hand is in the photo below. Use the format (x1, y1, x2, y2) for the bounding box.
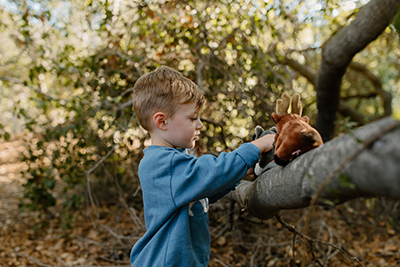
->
(251, 134, 275, 154)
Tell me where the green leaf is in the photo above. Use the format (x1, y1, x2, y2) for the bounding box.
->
(339, 174, 355, 189)
(393, 12, 400, 34)
(388, 217, 395, 226)
(117, 166, 125, 174)
(4, 132, 10, 141)
(323, 199, 337, 207)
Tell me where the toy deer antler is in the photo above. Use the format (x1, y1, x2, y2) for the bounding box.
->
(275, 93, 302, 117)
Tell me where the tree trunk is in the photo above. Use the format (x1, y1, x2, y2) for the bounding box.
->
(227, 117, 400, 220)
(316, 0, 400, 141)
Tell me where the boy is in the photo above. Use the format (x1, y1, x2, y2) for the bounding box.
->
(130, 66, 275, 266)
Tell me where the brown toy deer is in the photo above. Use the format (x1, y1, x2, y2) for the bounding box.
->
(271, 93, 323, 166)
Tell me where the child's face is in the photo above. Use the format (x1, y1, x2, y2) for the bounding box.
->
(164, 102, 203, 149)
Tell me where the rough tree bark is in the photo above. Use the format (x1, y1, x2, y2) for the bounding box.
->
(316, 0, 400, 141)
(227, 117, 400, 220)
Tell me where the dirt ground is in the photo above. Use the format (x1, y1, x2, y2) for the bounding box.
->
(1, 138, 400, 267)
(0, 138, 136, 267)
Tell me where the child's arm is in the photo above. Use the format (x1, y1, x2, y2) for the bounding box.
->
(207, 134, 275, 203)
(251, 133, 275, 154)
(170, 134, 274, 206)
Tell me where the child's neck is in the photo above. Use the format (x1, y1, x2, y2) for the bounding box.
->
(150, 135, 179, 149)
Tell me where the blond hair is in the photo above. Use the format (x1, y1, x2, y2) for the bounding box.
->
(132, 66, 205, 131)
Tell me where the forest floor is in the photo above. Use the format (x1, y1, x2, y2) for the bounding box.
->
(0, 137, 400, 267)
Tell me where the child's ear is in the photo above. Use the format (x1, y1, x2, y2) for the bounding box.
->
(153, 112, 168, 130)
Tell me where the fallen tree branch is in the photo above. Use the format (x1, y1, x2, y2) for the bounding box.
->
(227, 117, 400, 219)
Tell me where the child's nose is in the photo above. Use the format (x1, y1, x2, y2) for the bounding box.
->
(197, 120, 203, 129)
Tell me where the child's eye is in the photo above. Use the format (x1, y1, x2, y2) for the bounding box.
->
(191, 117, 198, 121)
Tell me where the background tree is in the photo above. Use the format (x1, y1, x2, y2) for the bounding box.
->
(315, 0, 400, 141)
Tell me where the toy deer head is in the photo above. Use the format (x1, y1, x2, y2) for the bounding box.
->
(271, 93, 323, 166)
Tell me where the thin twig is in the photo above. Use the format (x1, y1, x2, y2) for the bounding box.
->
(276, 214, 362, 267)
(15, 252, 53, 267)
(250, 244, 261, 267)
(86, 145, 116, 217)
(214, 257, 234, 267)
(100, 224, 138, 241)
(0, 75, 62, 103)
(17, 247, 132, 267)
(85, 112, 136, 218)
(292, 232, 297, 258)
(17, 251, 128, 267)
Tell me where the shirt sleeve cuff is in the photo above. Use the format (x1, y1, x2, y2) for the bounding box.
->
(235, 143, 260, 168)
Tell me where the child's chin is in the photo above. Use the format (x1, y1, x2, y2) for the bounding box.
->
(188, 143, 195, 149)
(187, 142, 196, 149)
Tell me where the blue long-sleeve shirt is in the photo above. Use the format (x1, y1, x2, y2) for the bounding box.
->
(130, 143, 260, 267)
